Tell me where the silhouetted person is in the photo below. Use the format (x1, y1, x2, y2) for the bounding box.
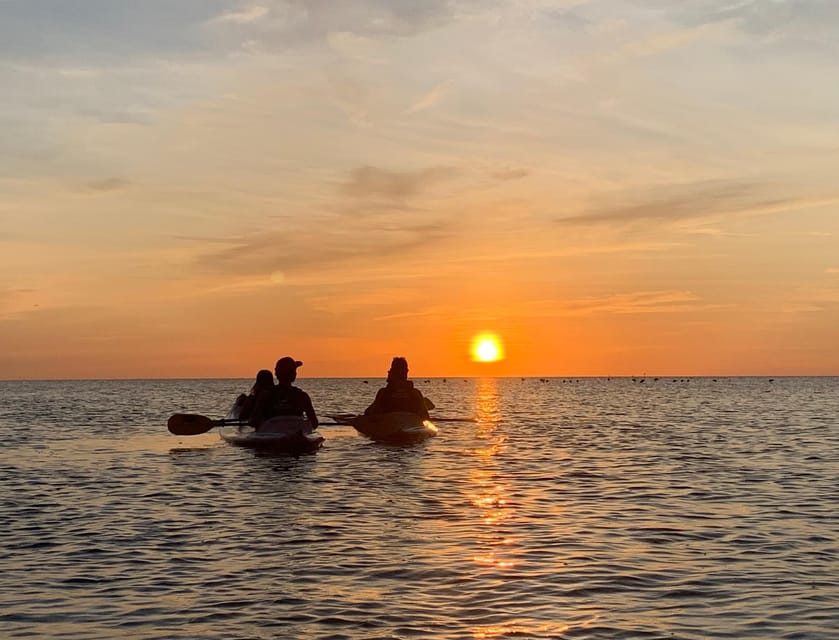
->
(234, 369, 274, 421)
(365, 357, 430, 419)
(251, 357, 318, 432)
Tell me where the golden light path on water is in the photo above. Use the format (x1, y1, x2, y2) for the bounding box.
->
(469, 378, 511, 567)
(468, 379, 572, 639)
(469, 379, 517, 639)
(468, 378, 601, 639)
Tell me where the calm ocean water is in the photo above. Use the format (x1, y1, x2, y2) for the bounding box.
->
(1, 377, 837, 639)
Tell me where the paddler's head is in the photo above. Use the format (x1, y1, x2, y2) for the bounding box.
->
(275, 356, 302, 384)
(252, 369, 275, 393)
(387, 357, 409, 384)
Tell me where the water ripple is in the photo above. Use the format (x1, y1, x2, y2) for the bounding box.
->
(0, 377, 837, 639)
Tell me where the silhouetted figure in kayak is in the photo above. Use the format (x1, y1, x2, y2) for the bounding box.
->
(234, 369, 275, 421)
(365, 357, 430, 419)
(250, 357, 319, 432)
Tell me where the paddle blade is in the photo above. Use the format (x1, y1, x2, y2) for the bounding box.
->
(167, 413, 217, 435)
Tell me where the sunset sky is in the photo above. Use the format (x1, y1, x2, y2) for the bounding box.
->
(2, 0, 838, 379)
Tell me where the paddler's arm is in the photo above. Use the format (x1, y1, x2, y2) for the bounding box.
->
(364, 388, 387, 415)
(302, 392, 318, 431)
(413, 389, 430, 420)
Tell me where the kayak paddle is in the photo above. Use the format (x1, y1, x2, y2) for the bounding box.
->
(325, 413, 475, 424)
(167, 413, 244, 436)
(169, 412, 476, 435)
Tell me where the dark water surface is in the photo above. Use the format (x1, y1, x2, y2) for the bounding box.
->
(1, 377, 838, 639)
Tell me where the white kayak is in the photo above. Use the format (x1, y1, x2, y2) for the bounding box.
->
(339, 412, 438, 443)
(219, 416, 324, 453)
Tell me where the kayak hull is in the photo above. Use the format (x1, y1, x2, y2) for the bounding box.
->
(220, 428, 324, 453)
(220, 416, 323, 453)
(344, 412, 438, 443)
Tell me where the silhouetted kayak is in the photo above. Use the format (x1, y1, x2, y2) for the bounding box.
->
(335, 412, 438, 442)
(219, 416, 324, 453)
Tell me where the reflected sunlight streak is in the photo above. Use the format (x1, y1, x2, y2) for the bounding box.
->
(467, 378, 515, 574)
(473, 623, 574, 639)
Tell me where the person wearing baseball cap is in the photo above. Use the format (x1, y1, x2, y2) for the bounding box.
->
(250, 357, 318, 431)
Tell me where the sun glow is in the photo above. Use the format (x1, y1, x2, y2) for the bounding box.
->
(471, 333, 504, 363)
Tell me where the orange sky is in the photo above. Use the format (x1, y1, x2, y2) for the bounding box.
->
(1, 1, 838, 379)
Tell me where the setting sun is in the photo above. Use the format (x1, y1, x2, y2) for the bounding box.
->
(471, 334, 505, 363)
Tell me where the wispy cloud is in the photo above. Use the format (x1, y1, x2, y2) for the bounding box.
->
(212, 4, 270, 24)
(342, 165, 457, 201)
(0, 1, 223, 61)
(499, 290, 712, 318)
(0, 287, 35, 300)
(491, 167, 529, 181)
(558, 180, 757, 226)
(85, 177, 132, 193)
(620, 21, 731, 59)
(404, 81, 450, 114)
(780, 284, 839, 315)
(203, 0, 481, 54)
(545, 290, 709, 316)
(194, 221, 452, 277)
(308, 287, 422, 313)
(326, 30, 381, 61)
(669, 0, 839, 45)
(325, 71, 373, 127)
(0, 287, 38, 319)
(376, 289, 712, 322)
(557, 181, 839, 229)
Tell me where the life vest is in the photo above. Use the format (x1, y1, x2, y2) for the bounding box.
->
(379, 382, 423, 414)
(264, 385, 308, 417)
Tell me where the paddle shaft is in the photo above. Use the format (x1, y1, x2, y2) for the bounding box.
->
(323, 414, 475, 425)
(169, 412, 475, 435)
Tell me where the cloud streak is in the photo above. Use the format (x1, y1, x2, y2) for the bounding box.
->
(0, 0, 226, 61)
(194, 221, 452, 277)
(342, 165, 457, 201)
(404, 82, 450, 114)
(557, 181, 839, 229)
(85, 178, 132, 193)
(666, 0, 839, 44)
(212, 4, 271, 24)
(376, 289, 712, 322)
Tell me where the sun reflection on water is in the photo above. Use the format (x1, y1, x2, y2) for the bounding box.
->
(467, 379, 515, 573)
(473, 621, 585, 639)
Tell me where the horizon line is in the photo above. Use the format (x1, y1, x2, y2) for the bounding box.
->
(1, 375, 836, 383)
